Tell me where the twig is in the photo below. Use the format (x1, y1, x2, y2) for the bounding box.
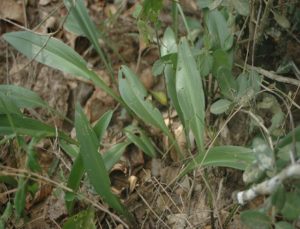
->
(236, 163, 300, 205)
(247, 65, 300, 86)
(241, 109, 274, 151)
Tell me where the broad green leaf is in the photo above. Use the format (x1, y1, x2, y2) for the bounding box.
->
(271, 185, 286, 211)
(0, 114, 73, 143)
(277, 142, 300, 162)
(164, 65, 185, 125)
(3, 31, 120, 103)
(93, 110, 113, 142)
(176, 38, 205, 151)
(216, 66, 237, 99)
(60, 141, 79, 158)
(63, 208, 96, 229)
(65, 141, 127, 213)
(275, 221, 294, 229)
(119, 66, 181, 156)
(281, 192, 300, 220)
(240, 210, 271, 229)
(64, 0, 113, 77)
(14, 178, 27, 218)
(0, 85, 46, 110)
(103, 142, 129, 171)
(197, 0, 213, 9)
(140, 0, 163, 23)
(65, 155, 85, 213)
(273, 11, 290, 29)
(204, 9, 231, 50)
(212, 49, 233, 76)
(124, 125, 156, 158)
(75, 105, 132, 220)
(119, 66, 166, 134)
(152, 59, 165, 76)
(198, 50, 213, 77)
(210, 99, 232, 114)
(0, 92, 20, 114)
(161, 27, 178, 56)
(277, 125, 300, 148)
(181, 146, 255, 177)
(3, 31, 88, 78)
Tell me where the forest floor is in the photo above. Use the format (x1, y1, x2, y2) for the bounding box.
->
(0, 0, 300, 228)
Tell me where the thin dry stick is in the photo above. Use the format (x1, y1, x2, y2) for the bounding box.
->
(241, 109, 274, 151)
(248, 65, 300, 86)
(251, 0, 263, 66)
(136, 189, 171, 229)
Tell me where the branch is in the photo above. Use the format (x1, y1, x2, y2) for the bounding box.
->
(248, 65, 300, 86)
(235, 163, 300, 205)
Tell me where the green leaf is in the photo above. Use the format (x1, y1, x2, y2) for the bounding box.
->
(65, 155, 85, 213)
(210, 99, 232, 114)
(0, 114, 73, 143)
(119, 66, 175, 139)
(0, 85, 47, 109)
(65, 141, 128, 213)
(240, 210, 272, 229)
(119, 66, 181, 156)
(64, 0, 113, 77)
(275, 221, 294, 229)
(93, 110, 113, 142)
(3, 31, 120, 103)
(204, 9, 231, 50)
(273, 11, 290, 29)
(198, 50, 213, 77)
(212, 49, 233, 76)
(103, 142, 129, 171)
(271, 185, 286, 212)
(14, 178, 27, 218)
(152, 59, 165, 77)
(0, 92, 20, 115)
(164, 65, 185, 125)
(277, 125, 300, 148)
(181, 146, 254, 177)
(75, 104, 132, 220)
(161, 27, 178, 56)
(197, 0, 213, 9)
(216, 66, 237, 99)
(63, 208, 96, 229)
(140, 0, 163, 23)
(124, 125, 156, 158)
(60, 141, 79, 158)
(176, 38, 205, 151)
(4, 31, 87, 78)
(281, 192, 300, 220)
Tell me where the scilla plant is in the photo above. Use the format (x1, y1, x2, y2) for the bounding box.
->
(1, 0, 299, 228)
